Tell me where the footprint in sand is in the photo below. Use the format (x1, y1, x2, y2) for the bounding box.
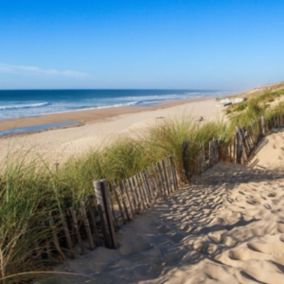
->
(263, 203, 272, 210)
(247, 242, 263, 253)
(268, 192, 277, 198)
(246, 198, 259, 205)
(228, 248, 252, 261)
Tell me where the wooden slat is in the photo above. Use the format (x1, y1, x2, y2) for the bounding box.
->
(80, 201, 95, 250)
(59, 210, 74, 257)
(108, 184, 120, 229)
(112, 183, 127, 223)
(236, 127, 248, 163)
(157, 161, 168, 195)
(122, 179, 135, 218)
(129, 176, 140, 212)
(93, 180, 118, 249)
(49, 215, 66, 260)
(70, 207, 84, 254)
(127, 177, 139, 213)
(161, 159, 171, 195)
(142, 170, 154, 202)
(147, 166, 159, 197)
(118, 181, 132, 221)
(182, 140, 190, 182)
(87, 200, 99, 245)
(234, 133, 239, 164)
(169, 156, 178, 191)
(164, 158, 174, 193)
(134, 174, 147, 209)
(261, 115, 266, 136)
(138, 172, 150, 207)
(208, 140, 213, 166)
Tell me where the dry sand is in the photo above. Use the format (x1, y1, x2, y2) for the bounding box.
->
(42, 129, 284, 284)
(0, 97, 223, 164)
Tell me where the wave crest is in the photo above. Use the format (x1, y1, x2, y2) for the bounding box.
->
(0, 102, 50, 111)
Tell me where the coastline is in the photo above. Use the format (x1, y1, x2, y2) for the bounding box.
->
(0, 96, 215, 133)
(0, 96, 224, 163)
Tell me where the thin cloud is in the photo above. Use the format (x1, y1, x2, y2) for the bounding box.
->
(0, 63, 88, 78)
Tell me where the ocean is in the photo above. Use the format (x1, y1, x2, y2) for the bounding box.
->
(0, 89, 219, 120)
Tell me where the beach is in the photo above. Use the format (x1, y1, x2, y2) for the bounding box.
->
(1, 84, 283, 284)
(0, 97, 224, 164)
(1, 0, 284, 282)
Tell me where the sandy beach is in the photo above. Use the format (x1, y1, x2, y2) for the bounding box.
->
(0, 97, 224, 164)
(1, 1, 284, 283)
(43, 128, 284, 284)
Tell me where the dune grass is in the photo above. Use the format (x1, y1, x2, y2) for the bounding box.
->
(0, 98, 283, 282)
(145, 118, 228, 179)
(0, 159, 54, 282)
(225, 88, 284, 140)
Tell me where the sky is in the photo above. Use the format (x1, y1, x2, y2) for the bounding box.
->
(0, 0, 283, 90)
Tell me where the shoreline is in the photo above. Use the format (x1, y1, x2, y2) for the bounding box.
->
(0, 96, 224, 163)
(0, 96, 217, 135)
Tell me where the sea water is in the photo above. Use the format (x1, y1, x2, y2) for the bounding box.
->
(0, 89, 220, 120)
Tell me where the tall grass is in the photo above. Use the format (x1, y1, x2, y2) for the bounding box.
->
(0, 159, 54, 282)
(146, 118, 228, 179)
(226, 88, 284, 140)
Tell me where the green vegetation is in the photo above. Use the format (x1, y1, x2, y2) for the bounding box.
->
(225, 88, 284, 137)
(0, 88, 284, 282)
(226, 88, 284, 118)
(0, 159, 54, 282)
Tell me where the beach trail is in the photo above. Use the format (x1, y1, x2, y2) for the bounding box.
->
(43, 130, 284, 284)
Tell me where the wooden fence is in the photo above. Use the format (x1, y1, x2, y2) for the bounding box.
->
(225, 113, 284, 165)
(45, 113, 284, 260)
(47, 156, 178, 259)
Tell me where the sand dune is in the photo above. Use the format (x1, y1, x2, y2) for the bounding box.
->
(250, 129, 284, 171)
(43, 129, 284, 284)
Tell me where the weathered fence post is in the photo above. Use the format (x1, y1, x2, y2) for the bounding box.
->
(59, 211, 74, 258)
(182, 140, 190, 182)
(93, 179, 118, 249)
(260, 115, 266, 136)
(70, 207, 84, 254)
(80, 201, 95, 250)
(234, 133, 239, 163)
(169, 156, 178, 191)
(49, 215, 66, 260)
(236, 127, 248, 164)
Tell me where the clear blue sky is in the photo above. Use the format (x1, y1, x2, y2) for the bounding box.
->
(0, 0, 283, 90)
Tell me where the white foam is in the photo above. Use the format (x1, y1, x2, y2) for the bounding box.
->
(0, 102, 49, 110)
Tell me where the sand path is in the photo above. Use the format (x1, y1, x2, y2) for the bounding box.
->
(44, 130, 284, 284)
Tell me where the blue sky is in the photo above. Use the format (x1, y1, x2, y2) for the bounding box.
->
(0, 0, 283, 90)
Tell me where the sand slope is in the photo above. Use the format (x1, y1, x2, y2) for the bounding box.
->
(43, 130, 284, 284)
